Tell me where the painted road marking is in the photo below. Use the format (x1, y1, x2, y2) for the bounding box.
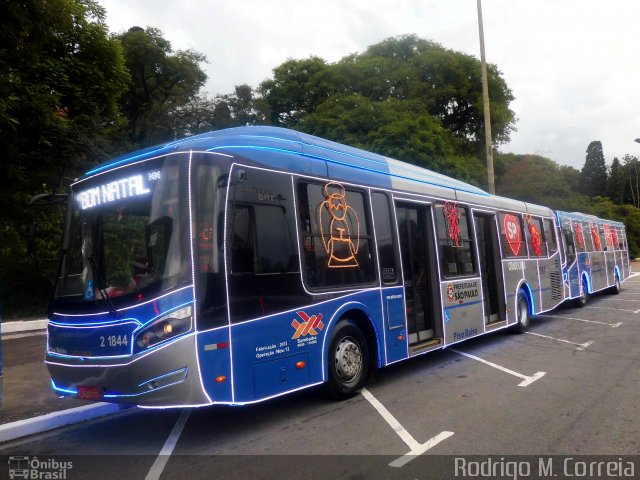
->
(450, 349, 546, 387)
(360, 388, 453, 467)
(585, 306, 638, 314)
(145, 409, 190, 480)
(525, 331, 593, 350)
(541, 314, 622, 327)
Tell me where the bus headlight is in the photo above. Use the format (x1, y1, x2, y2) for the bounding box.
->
(136, 306, 193, 350)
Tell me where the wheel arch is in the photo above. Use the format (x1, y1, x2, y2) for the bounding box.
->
(614, 265, 621, 283)
(514, 280, 535, 317)
(581, 271, 591, 294)
(321, 302, 382, 382)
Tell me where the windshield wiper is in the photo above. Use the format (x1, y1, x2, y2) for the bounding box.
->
(87, 256, 118, 317)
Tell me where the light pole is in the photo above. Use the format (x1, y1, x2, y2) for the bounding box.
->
(477, 0, 495, 194)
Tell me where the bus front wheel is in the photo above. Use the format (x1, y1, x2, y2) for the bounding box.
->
(327, 319, 369, 399)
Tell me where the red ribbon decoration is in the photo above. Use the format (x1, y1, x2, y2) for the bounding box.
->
(591, 225, 601, 251)
(525, 214, 542, 256)
(443, 202, 461, 247)
(574, 223, 584, 250)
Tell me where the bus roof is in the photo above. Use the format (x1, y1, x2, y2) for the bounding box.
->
(80, 126, 551, 215)
(556, 210, 625, 228)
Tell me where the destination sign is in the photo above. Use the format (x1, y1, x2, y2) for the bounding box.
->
(76, 172, 159, 210)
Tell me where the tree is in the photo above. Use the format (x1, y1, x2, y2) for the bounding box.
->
(494, 153, 590, 210)
(622, 154, 640, 208)
(256, 34, 516, 188)
(259, 35, 516, 154)
(299, 94, 486, 185)
(259, 56, 330, 127)
(117, 26, 207, 147)
(580, 141, 608, 197)
(607, 157, 625, 204)
(0, 0, 130, 316)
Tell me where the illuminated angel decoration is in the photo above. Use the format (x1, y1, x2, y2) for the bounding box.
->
(318, 182, 360, 268)
(525, 214, 542, 256)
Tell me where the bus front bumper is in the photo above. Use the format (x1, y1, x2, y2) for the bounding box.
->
(45, 333, 211, 407)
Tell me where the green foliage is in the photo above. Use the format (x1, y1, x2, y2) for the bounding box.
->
(299, 95, 485, 185)
(495, 153, 591, 210)
(116, 26, 208, 147)
(607, 157, 625, 204)
(580, 141, 608, 197)
(0, 0, 130, 317)
(258, 34, 516, 182)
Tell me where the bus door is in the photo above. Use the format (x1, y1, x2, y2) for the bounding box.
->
(473, 212, 505, 324)
(395, 203, 436, 346)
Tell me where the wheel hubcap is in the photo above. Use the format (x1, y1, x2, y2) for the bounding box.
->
(334, 337, 362, 383)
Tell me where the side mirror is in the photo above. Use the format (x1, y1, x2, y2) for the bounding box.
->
(29, 193, 68, 207)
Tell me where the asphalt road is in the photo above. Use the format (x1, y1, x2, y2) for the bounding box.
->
(1, 279, 639, 480)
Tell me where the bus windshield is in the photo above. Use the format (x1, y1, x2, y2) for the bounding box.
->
(55, 156, 189, 304)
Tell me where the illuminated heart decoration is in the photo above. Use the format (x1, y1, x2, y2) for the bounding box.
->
(503, 214, 522, 256)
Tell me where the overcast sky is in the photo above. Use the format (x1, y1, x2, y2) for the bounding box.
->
(100, 0, 640, 169)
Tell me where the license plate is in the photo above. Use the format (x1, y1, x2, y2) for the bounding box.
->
(77, 385, 102, 401)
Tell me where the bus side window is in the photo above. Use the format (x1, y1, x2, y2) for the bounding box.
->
(371, 192, 399, 285)
(230, 206, 255, 273)
(498, 212, 527, 258)
(543, 218, 558, 255)
(524, 215, 547, 257)
(582, 222, 593, 251)
(226, 169, 305, 323)
(562, 221, 576, 265)
(297, 182, 376, 289)
(433, 203, 476, 277)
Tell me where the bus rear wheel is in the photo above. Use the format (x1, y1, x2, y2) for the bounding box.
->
(576, 281, 589, 307)
(513, 292, 530, 333)
(611, 276, 621, 295)
(327, 319, 369, 399)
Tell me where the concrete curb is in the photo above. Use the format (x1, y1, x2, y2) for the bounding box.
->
(0, 402, 135, 443)
(2, 319, 48, 334)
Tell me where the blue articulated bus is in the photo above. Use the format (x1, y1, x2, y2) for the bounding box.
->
(556, 211, 629, 305)
(46, 126, 630, 407)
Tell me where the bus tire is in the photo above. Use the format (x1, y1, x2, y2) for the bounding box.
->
(611, 275, 621, 295)
(326, 319, 369, 399)
(513, 292, 530, 333)
(575, 280, 588, 307)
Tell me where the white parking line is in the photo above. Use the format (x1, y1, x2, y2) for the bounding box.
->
(525, 331, 593, 350)
(450, 349, 546, 387)
(360, 388, 454, 467)
(145, 409, 190, 480)
(585, 306, 639, 314)
(541, 314, 622, 327)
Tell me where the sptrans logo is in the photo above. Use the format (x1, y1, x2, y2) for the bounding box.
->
(8, 456, 72, 479)
(291, 311, 324, 339)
